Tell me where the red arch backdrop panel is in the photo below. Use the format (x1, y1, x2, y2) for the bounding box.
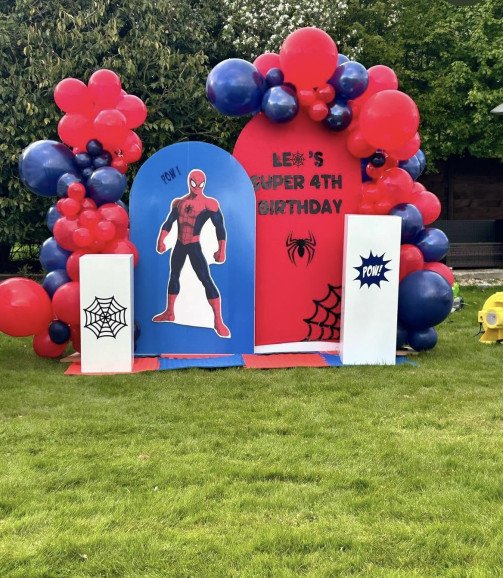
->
(234, 111, 361, 347)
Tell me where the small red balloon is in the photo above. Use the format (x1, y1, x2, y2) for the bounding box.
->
(54, 78, 92, 114)
(81, 198, 97, 211)
(33, 330, 67, 358)
(93, 109, 128, 150)
(414, 190, 442, 225)
(424, 262, 455, 286)
(400, 244, 424, 281)
(103, 239, 138, 266)
(58, 113, 93, 149)
(66, 250, 86, 281)
(95, 220, 116, 242)
(298, 88, 317, 107)
(88, 69, 122, 109)
(346, 130, 375, 158)
(73, 227, 93, 248)
(79, 209, 100, 230)
(67, 182, 86, 202)
(316, 84, 336, 104)
(53, 217, 80, 252)
(116, 94, 147, 129)
(111, 158, 128, 174)
(97, 203, 129, 238)
(253, 53, 281, 76)
(121, 131, 143, 163)
(52, 282, 80, 326)
(308, 100, 329, 121)
(57, 198, 81, 219)
(377, 167, 414, 204)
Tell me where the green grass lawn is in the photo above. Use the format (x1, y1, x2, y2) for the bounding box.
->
(1, 286, 503, 577)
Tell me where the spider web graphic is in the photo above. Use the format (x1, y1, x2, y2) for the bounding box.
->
(303, 285, 342, 341)
(83, 296, 128, 339)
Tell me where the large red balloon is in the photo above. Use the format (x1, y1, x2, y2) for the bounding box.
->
(0, 278, 53, 337)
(377, 167, 414, 205)
(54, 78, 92, 114)
(88, 69, 122, 109)
(52, 282, 80, 326)
(121, 131, 143, 163)
(413, 190, 441, 225)
(93, 109, 128, 150)
(33, 330, 67, 358)
(400, 244, 424, 281)
(360, 90, 420, 151)
(97, 203, 129, 237)
(57, 113, 93, 149)
(53, 217, 80, 252)
(366, 65, 399, 96)
(66, 250, 86, 281)
(280, 27, 338, 89)
(116, 95, 147, 129)
(423, 262, 455, 286)
(253, 53, 281, 76)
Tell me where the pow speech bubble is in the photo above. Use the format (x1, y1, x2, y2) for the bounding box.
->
(354, 251, 392, 289)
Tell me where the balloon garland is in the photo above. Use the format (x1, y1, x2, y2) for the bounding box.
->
(206, 27, 453, 352)
(0, 70, 145, 358)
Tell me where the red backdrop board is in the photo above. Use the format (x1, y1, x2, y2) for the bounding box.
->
(234, 111, 362, 348)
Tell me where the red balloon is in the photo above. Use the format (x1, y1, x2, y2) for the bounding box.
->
(58, 113, 93, 149)
(253, 53, 281, 76)
(360, 90, 420, 151)
(73, 227, 94, 248)
(358, 201, 375, 215)
(116, 95, 147, 129)
(67, 182, 86, 202)
(365, 163, 385, 181)
(280, 27, 338, 89)
(298, 88, 317, 107)
(54, 78, 92, 114)
(366, 65, 399, 96)
(360, 182, 380, 203)
(52, 282, 80, 326)
(374, 198, 394, 215)
(88, 69, 122, 109)
(81, 198, 97, 211)
(388, 133, 421, 160)
(33, 330, 67, 358)
(346, 130, 375, 158)
(103, 239, 138, 266)
(57, 198, 81, 219)
(377, 167, 414, 205)
(423, 262, 455, 286)
(111, 157, 128, 174)
(413, 190, 441, 225)
(53, 217, 80, 251)
(95, 220, 116, 242)
(66, 250, 86, 281)
(97, 203, 129, 237)
(316, 84, 336, 104)
(93, 109, 128, 150)
(79, 209, 100, 230)
(0, 278, 53, 337)
(399, 244, 424, 281)
(308, 101, 329, 121)
(70, 324, 81, 353)
(121, 130, 143, 163)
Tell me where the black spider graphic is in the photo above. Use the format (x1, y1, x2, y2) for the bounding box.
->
(184, 204, 193, 214)
(286, 231, 316, 266)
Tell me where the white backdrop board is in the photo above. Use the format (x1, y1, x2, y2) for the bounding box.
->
(341, 215, 401, 365)
(80, 254, 134, 373)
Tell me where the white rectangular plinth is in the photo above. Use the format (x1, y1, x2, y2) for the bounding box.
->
(341, 215, 401, 365)
(80, 254, 134, 373)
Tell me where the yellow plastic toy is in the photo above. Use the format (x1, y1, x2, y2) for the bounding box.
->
(478, 292, 503, 344)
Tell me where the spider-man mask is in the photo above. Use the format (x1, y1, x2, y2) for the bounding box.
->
(188, 169, 206, 195)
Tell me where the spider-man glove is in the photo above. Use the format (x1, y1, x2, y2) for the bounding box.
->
(157, 230, 169, 253)
(214, 240, 226, 263)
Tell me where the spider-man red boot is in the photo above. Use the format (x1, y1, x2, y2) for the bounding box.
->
(208, 297, 230, 337)
(152, 294, 177, 322)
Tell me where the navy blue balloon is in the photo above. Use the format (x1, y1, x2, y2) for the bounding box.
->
(323, 98, 353, 132)
(46, 205, 61, 233)
(19, 140, 78, 197)
(396, 323, 408, 349)
(416, 149, 426, 174)
(390, 203, 424, 243)
(370, 152, 386, 168)
(361, 158, 372, 183)
(206, 58, 266, 117)
(262, 85, 299, 123)
(93, 152, 112, 169)
(265, 68, 284, 87)
(86, 139, 103, 156)
(39, 237, 71, 272)
(399, 270, 453, 329)
(87, 166, 127, 206)
(42, 269, 70, 298)
(399, 155, 421, 181)
(81, 167, 94, 181)
(74, 152, 93, 169)
(414, 227, 449, 262)
(337, 54, 350, 66)
(49, 320, 71, 344)
(329, 61, 368, 100)
(56, 172, 82, 198)
(408, 327, 438, 351)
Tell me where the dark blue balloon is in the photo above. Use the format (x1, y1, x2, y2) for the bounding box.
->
(206, 58, 266, 117)
(93, 152, 112, 169)
(390, 203, 424, 243)
(49, 320, 71, 344)
(265, 67, 284, 87)
(370, 152, 386, 168)
(323, 98, 353, 132)
(46, 205, 61, 233)
(396, 323, 408, 349)
(408, 327, 438, 351)
(74, 152, 93, 169)
(337, 54, 350, 66)
(416, 149, 426, 174)
(87, 166, 127, 206)
(414, 227, 449, 262)
(399, 155, 421, 180)
(329, 61, 368, 99)
(19, 140, 78, 197)
(81, 167, 94, 181)
(42, 269, 70, 298)
(399, 270, 453, 330)
(86, 139, 103, 156)
(56, 172, 82, 198)
(39, 237, 71, 272)
(262, 85, 299, 123)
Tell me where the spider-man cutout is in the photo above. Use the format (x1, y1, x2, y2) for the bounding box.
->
(286, 231, 316, 266)
(153, 169, 230, 338)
